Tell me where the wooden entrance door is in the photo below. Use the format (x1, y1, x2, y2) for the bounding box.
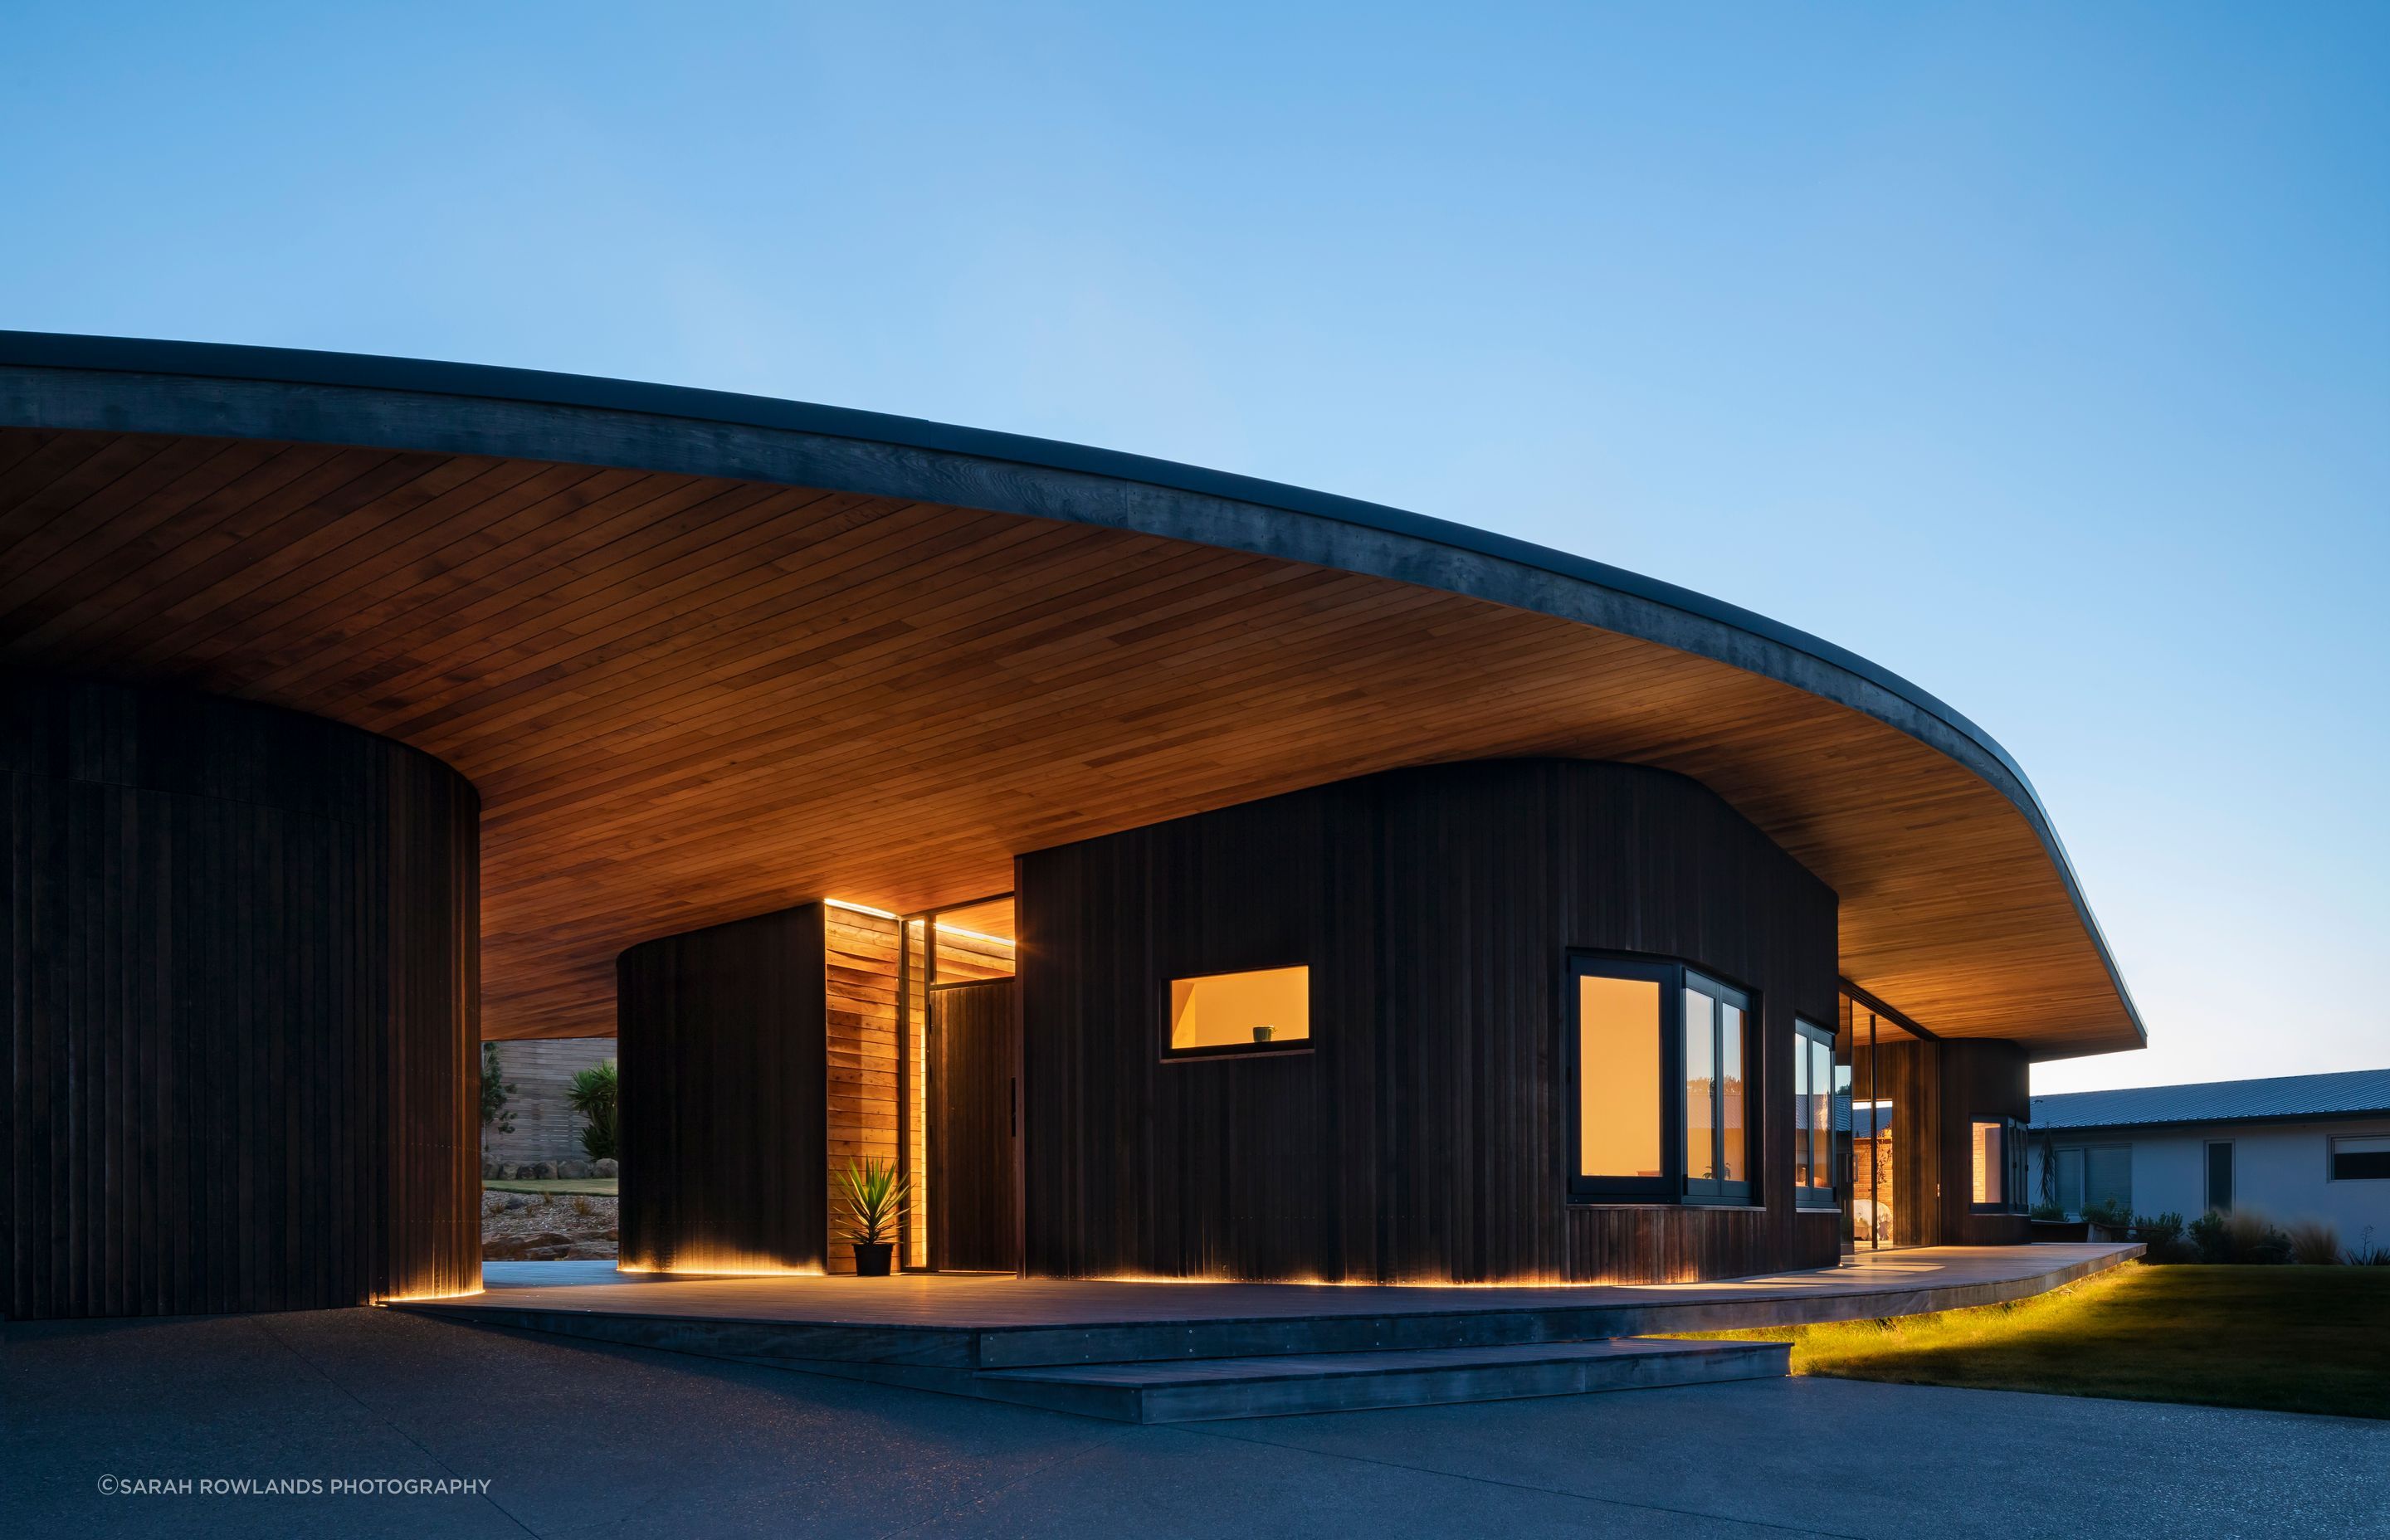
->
(929, 979, 1018, 1271)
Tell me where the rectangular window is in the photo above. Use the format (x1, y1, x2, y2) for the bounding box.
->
(1973, 1122, 2005, 1206)
(1578, 974, 1663, 1182)
(1167, 966, 1309, 1056)
(1682, 972, 1752, 1204)
(1567, 957, 1749, 1203)
(1793, 1019, 1836, 1208)
(2085, 1144, 2132, 1213)
(2205, 1141, 2235, 1211)
(2331, 1135, 2390, 1182)
(2055, 1147, 2085, 1215)
(1972, 1119, 2029, 1213)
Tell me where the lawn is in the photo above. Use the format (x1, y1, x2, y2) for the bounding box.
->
(483, 1177, 619, 1196)
(1670, 1264, 2390, 1420)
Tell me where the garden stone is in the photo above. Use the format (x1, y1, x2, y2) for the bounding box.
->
(593, 1158, 618, 1177)
(559, 1159, 589, 1179)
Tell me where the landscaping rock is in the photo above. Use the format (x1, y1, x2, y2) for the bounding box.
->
(529, 1161, 556, 1180)
(559, 1159, 589, 1179)
(593, 1157, 619, 1177)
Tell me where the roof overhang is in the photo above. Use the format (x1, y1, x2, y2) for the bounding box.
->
(0, 332, 2146, 1058)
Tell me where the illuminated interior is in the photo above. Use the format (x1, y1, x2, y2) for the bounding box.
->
(1168, 966, 1310, 1052)
(1972, 1119, 2005, 1206)
(1792, 1021, 1835, 1205)
(1578, 975, 1661, 1178)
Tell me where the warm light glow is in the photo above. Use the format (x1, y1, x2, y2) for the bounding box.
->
(1685, 986, 1716, 1180)
(373, 1286, 485, 1304)
(1972, 1121, 2004, 1205)
(1578, 974, 1661, 1177)
(1169, 966, 1309, 1050)
(616, 1254, 828, 1277)
(826, 898, 1014, 949)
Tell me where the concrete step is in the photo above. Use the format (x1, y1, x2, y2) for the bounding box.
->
(968, 1336, 1790, 1423)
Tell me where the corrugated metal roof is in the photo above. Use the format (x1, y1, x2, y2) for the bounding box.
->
(2030, 1068, 2390, 1131)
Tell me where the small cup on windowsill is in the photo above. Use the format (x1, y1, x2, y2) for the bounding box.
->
(1253, 1025, 1275, 1044)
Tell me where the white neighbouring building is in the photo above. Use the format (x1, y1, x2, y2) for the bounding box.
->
(2028, 1069, 2390, 1241)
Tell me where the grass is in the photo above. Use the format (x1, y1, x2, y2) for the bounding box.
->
(1667, 1263, 2390, 1420)
(483, 1178, 618, 1196)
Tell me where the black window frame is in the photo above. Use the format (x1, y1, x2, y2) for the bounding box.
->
(1792, 1018, 1837, 1210)
(1566, 953, 1756, 1207)
(1968, 1116, 2030, 1214)
(1158, 962, 1316, 1064)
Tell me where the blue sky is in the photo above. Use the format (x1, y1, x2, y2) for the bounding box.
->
(5, 3, 2382, 1092)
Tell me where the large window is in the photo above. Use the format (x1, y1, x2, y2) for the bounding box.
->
(1570, 957, 1752, 1205)
(1971, 1118, 2027, 1212)
(2206, 1141, 2235, 1211)
(1792, 1020, 1836, 1209)
(1167, 966, 1310, 1057)
(2331, 1135, 2390, 1182)
(2051, 1143, 2132, 1216)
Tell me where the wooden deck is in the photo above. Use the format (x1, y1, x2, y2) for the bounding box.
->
(391, 1245, 2137, 1421)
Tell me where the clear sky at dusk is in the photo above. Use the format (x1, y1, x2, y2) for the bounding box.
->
(4, 3, 2381, 1093)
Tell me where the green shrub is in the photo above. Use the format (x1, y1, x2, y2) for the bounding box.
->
(2285, 1219, 2342, 1266)
(2192, 1208, 2294, 1265)
(2130, 1211, 2194, 1263)
(2029, 1200, 2069, 1221)
(2082, 1197, 2134, 1232)
(2346, 1226, 2390, 1266)
(568, 1060, 619, 1162)
(480, 1044, 516, 1134)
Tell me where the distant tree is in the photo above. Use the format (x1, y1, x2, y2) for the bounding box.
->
(568, 1060, 618, 1162)
(480, 1044, 517, 1134)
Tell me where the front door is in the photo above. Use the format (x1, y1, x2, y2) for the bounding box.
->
(929, 979, 1018, 1271)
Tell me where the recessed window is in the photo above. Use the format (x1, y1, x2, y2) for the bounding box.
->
(1568, 957, 1751, 1205)
(2206, 1141, 2235, 1211)
(1168, 966, 1310, 1056)
(1971, 1118, 2027, 1213)
(2050, 1141, 2128, 1216)
(2331, 1135, 2390, 1181)
(1792, 1020, 1836, 1208)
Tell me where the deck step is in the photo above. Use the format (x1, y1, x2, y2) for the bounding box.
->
(967, 1336, 1789, 1423)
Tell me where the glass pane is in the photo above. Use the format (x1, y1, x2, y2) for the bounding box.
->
(2056, 1148, 2085, 1214)
(1578, 975, 1662, 1178)
(2331, 1137, 2390, 1181)
(1684, 988, 1715, 1182)
(1792, 1038, 1812, 1188)
(1719, 1002, 1744, 1183)
(1811, 1040, 1833, 1189)
(1168, 966, 1309, 1050)
(2086, 1146, 2132, 1211)
(1972, 1121, 2003, 1204)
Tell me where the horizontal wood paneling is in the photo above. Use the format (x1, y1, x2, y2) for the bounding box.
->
(0, 675, 478, 1318)
(1020, 759, 1844, 1286)
(0, 425, 2134, 1060)
(617, 904, 827, 1274)
(481, 1036, 615, 1168)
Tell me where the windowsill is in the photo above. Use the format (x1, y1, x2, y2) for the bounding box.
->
(1160, 1045, 1314, 1065)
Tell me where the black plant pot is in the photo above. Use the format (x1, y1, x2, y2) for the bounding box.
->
(851, 1241, 893, 1277)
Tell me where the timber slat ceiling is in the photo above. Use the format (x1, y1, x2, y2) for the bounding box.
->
(0, 426, 2133, 1055)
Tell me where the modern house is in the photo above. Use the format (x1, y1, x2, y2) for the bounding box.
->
(0, 332, 2146, 1321)
(2030, 1070, 2390, 1236)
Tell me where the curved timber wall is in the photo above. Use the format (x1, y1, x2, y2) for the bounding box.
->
(1019, 759, 1844, 1285)
(0, 676, 480, 1318)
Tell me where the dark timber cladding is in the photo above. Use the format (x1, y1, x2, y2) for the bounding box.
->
(931, 979, 1021, 1273)
(1851, 1036, 2030, 1248)
(0, 675, 479, 1318)
(617, 904, 829, 1274)
(1019, 759, 1845, 1285)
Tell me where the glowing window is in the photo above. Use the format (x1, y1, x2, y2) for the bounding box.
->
(1168, 967, 1310, 1054)
(1972, 1118, 2028, 1212)
(1578, 974, 1662, 1180)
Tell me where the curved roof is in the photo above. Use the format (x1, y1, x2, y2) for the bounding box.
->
(0, 331, 2143, 1056)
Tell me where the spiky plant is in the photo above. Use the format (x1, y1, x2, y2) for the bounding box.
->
(834, 1157, 910, 1245)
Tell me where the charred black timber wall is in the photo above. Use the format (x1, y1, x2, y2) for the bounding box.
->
(1017, 759, 1845, 1285)
(617, 903, 828, 1273)
(0, 676, 480, 1318)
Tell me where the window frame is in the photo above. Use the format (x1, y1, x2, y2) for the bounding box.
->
(1968, 1117, 2029, 1214)
(1565, 953, 1756, 1207)
(1792, 1018, 1837, 1210)
(2205, 1139, 2235, 1211)
(1158, 963, 1316, 1063)
(2329, 1133, 2390, 1182)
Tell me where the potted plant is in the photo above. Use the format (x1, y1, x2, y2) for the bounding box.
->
(834, 1157, 910, 1276)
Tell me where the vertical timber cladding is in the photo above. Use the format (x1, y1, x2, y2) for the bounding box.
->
(618, 904, 828, 1273)
(1017, 759, 1844, 1286)
(1849, 1036, 2029, 1247)
(0, 675, 480, 1319)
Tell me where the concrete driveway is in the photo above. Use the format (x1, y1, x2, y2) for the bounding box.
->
(6, 1306, 2381, 1538)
